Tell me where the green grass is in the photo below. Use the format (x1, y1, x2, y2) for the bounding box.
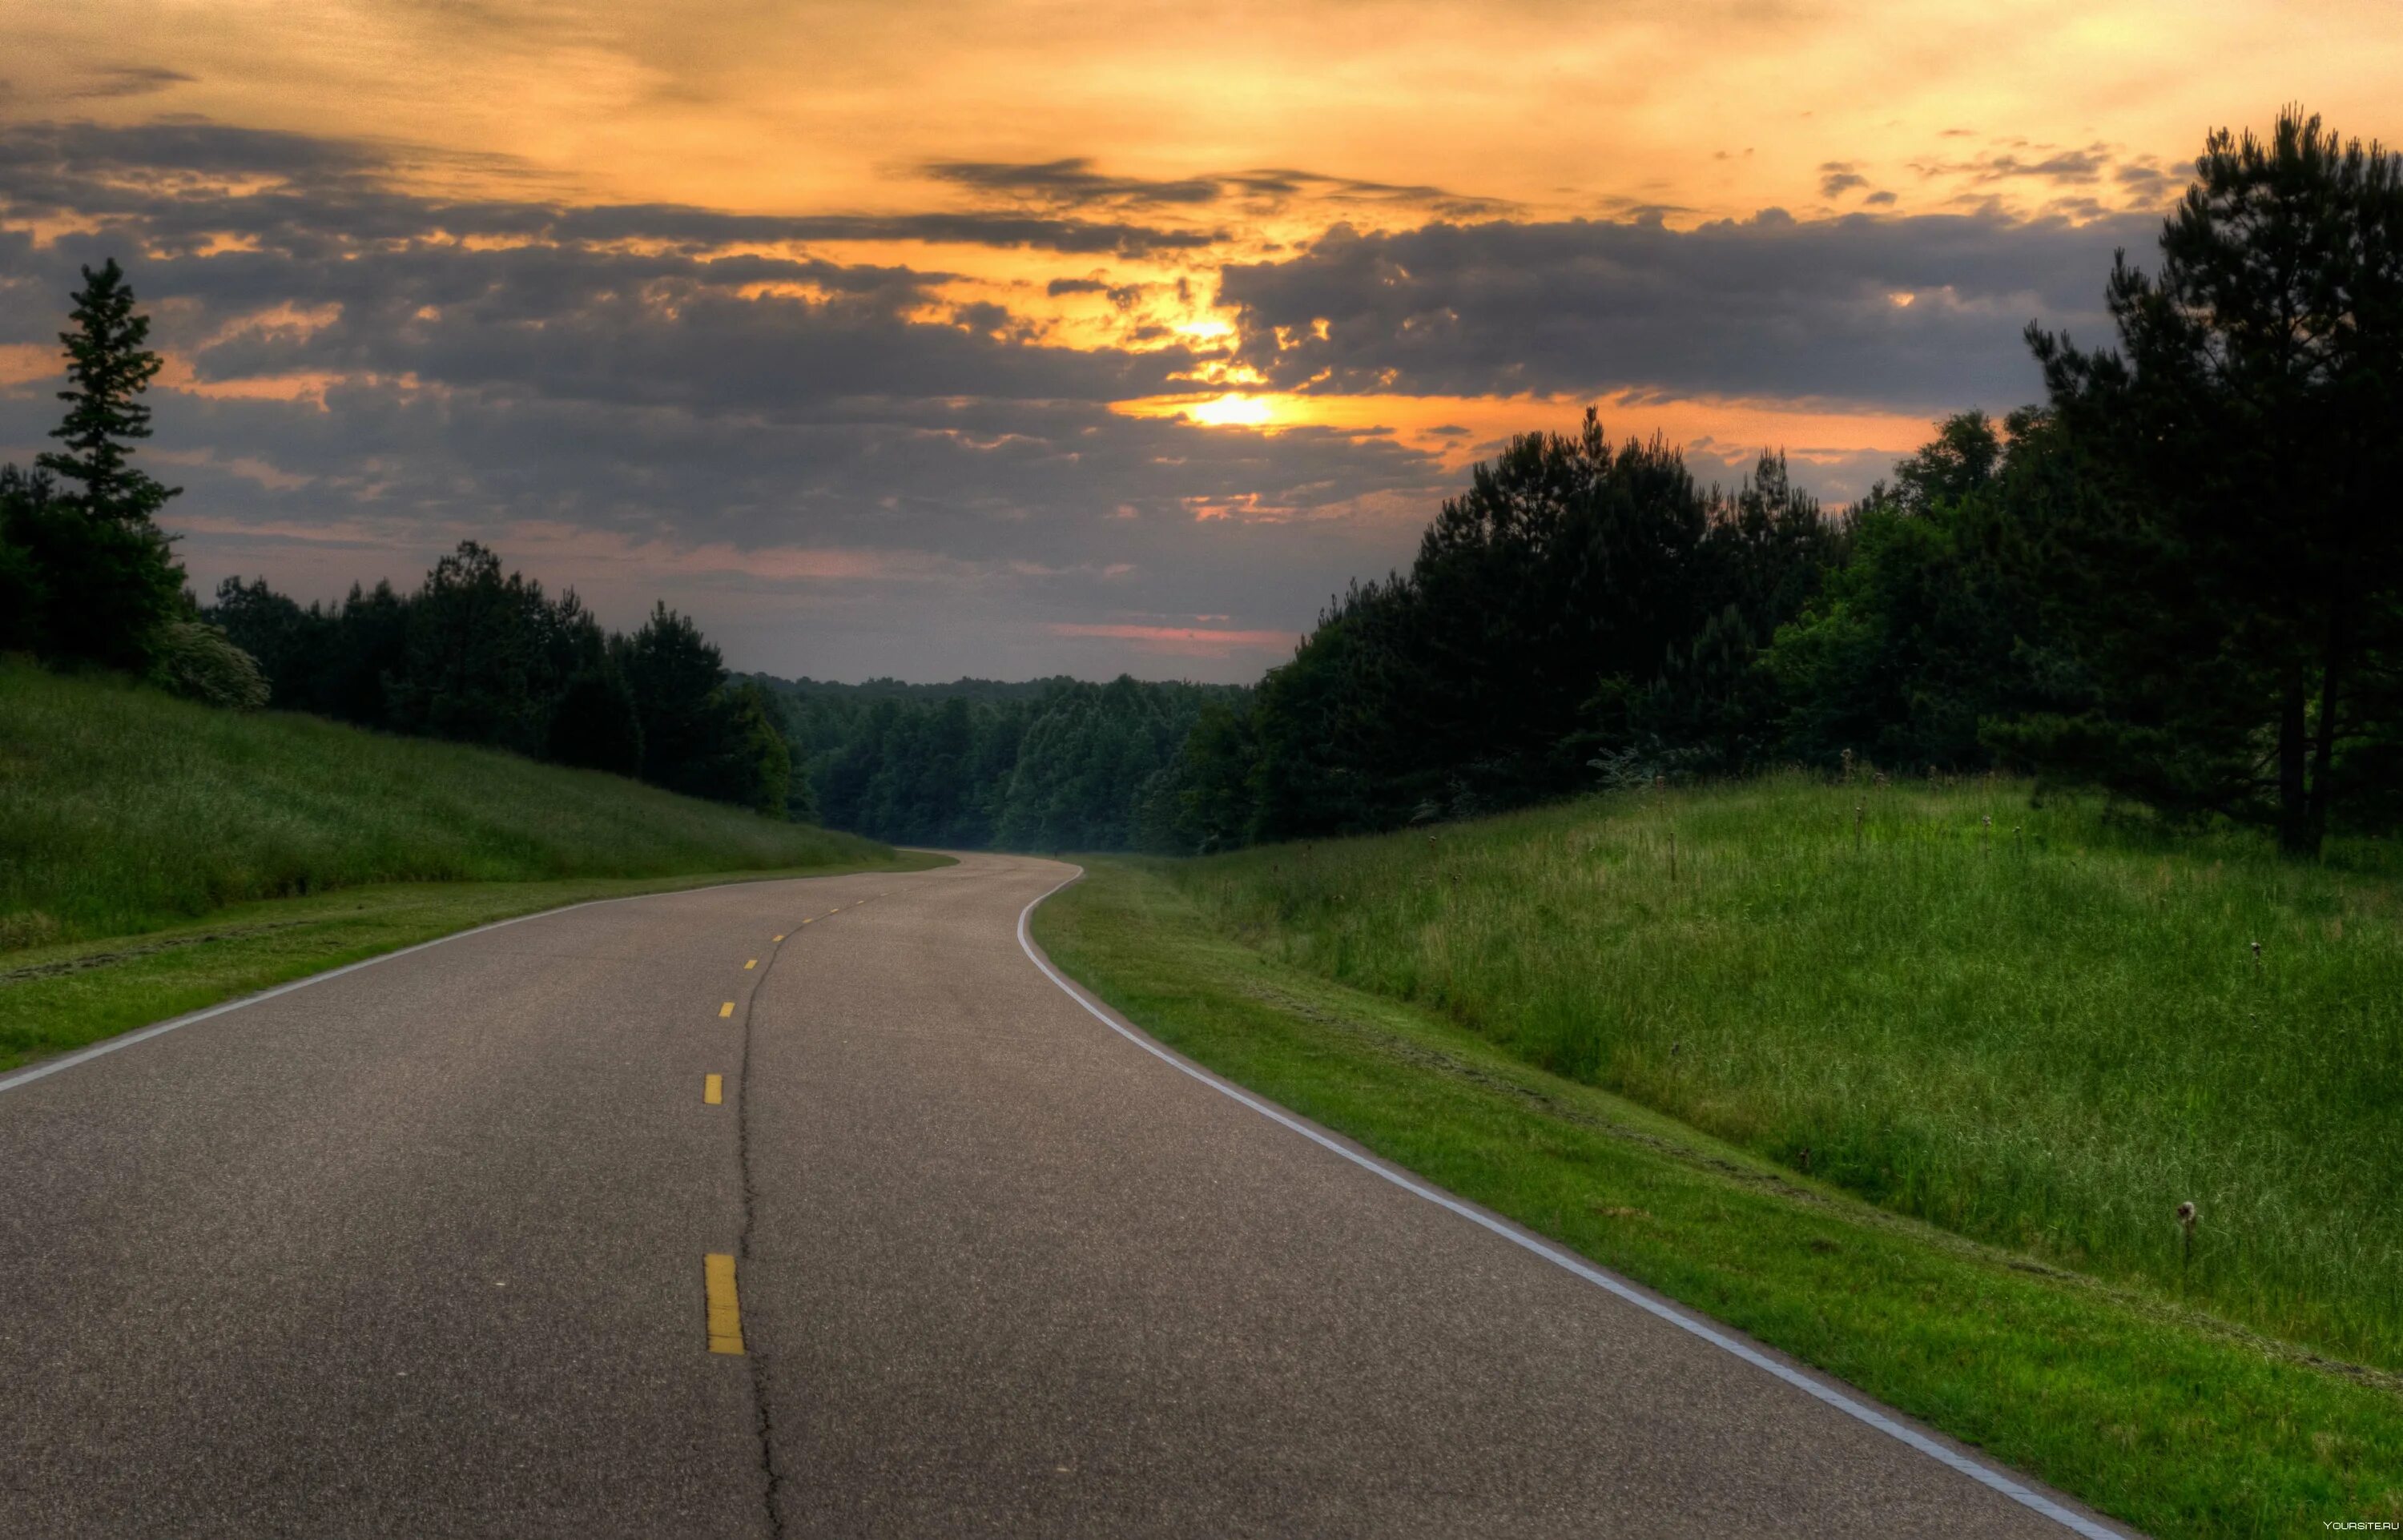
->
(1147, 778, 2403, 1377)
(1035, 856, 2403, 1538)
(0, 660, 942, 1069)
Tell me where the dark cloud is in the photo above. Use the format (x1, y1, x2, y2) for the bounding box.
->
(1045, 275, 1149, 308)
(1911, 142, 2118, 187)
(1220, 168, 1516, 220)
(1218, 208, 2151, 411)
(922, 155, 1513, 220)
(66, 67, 197, 101)
(553, 206, 1226, 258)
(1817, 161, 1869, 197)
(0, 122, 1226, 259)
(924, 158, 1225, 209)
(0, 115, 2163, 678)
(0, 118, 1452, 680)
(2111, 159, 2186, 202)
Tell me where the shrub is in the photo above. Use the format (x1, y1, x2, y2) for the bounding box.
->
(147, 619, 270, 710)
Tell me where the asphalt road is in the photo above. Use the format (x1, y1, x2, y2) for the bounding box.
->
(0, 853, 2127, 1538)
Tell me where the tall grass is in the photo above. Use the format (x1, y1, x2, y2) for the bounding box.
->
(0, 661, 896, 947)
(1171, 774, 2403, 1371)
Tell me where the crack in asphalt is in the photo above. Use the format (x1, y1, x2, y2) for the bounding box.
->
(735, 915, 797, 1540)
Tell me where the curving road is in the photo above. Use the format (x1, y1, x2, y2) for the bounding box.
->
(0, 853, 2125, 1537)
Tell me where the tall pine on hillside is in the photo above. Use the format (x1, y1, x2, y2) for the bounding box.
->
(40, 259, 179, 522)
(11, 259, 187, 668)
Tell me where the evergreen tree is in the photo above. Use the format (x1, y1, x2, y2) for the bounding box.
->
(384, 542, 560, 754)
(622, 602, 731, 791)
(0, 467, 55, 653)
(11, 260, 186, 669)
(546, 667, 646, 776)
(1765, 411, 2055, 771)
(39, 259, 179, 522)
(2009, 109, 2403, 853)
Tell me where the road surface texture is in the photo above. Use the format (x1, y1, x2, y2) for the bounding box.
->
(0, 853, 2128, 1538)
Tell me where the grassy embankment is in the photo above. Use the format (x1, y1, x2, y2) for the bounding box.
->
(0, 661, 943, 1071)
(1034, 778, 2403, 1537)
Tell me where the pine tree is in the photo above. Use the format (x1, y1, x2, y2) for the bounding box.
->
(38, 259, 180, 523)
(2013, 109, 2403, 854)
(7, 260, 187, 669)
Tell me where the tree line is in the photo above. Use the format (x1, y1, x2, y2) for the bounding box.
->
(209, 559, 795, 817)
(1141, 109, 2403, 859)
(1, 260, 237, 702)
(10, 109, 2396, 860)
(1, 259, 794, 819)
(757, 674, 1246, 850)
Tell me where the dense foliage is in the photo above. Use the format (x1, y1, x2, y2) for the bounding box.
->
(1, 263, 795, 822)
(2004, 112, 2403, 853)
(1143, 109, 2403, 858)
(209, 561, 793, 818)
(11, 109, 2397, 860)
(1, 259, 187, 676)
(759, 674, 1246, 850)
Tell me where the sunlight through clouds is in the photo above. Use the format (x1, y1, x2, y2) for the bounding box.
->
(5, 2, 2398, 678)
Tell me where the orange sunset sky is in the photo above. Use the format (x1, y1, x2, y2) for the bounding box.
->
(3, 2, 2398, 679)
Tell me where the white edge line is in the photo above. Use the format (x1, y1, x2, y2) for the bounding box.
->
(1015, 867, 2126, 1540)
(0, 876, 819, 1096)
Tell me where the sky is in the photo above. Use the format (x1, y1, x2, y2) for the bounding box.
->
(3, 2, 2398, 682)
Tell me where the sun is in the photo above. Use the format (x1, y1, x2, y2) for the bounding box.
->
(1185, 392, 1276, 428)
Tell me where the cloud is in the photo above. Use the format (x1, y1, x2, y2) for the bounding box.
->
(924, 158, 1226, 210)
(0, 113, 2129, 678)
(922, 155, 1514, 221)
(0, 118, 1463, 679)
(1910, 142, 2119, 187)
(66, 67, 197, 101)
(1045, 621, 1298, 657)
(1817, 161, 1870, 197)
(0, 122, 1228, 259)
(1218, 207, 2153, 411)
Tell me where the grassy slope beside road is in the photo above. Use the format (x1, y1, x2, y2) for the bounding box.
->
(0, 662, 940, 1070)
(1161, 779, 2403, 1376)
(1036, 858, 2403, 1538)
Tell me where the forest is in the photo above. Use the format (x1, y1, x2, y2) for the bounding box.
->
(1141, 111, 2403, 859)
(759, 675, 1246, 850)
(6, 110, 2397, 860)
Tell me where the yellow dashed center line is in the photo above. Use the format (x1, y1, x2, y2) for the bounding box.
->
(718, 1001, 735, 1019)
(703, 1074, 723, 1105)
(744, 959, 757, 970)
(773, 934, 785, 942)
(704, 1253, 744, 1354)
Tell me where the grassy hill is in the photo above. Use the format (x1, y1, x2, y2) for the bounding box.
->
(0, 661, 936, 1068)
(1036, 783, 2403, 1532)
(1157, 777, 2403, 1373)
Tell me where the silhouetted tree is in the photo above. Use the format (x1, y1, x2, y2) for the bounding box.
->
(2007, 108, 2403, 853)
(9, 261, 187, 669)
(546, 667, 646, 776)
